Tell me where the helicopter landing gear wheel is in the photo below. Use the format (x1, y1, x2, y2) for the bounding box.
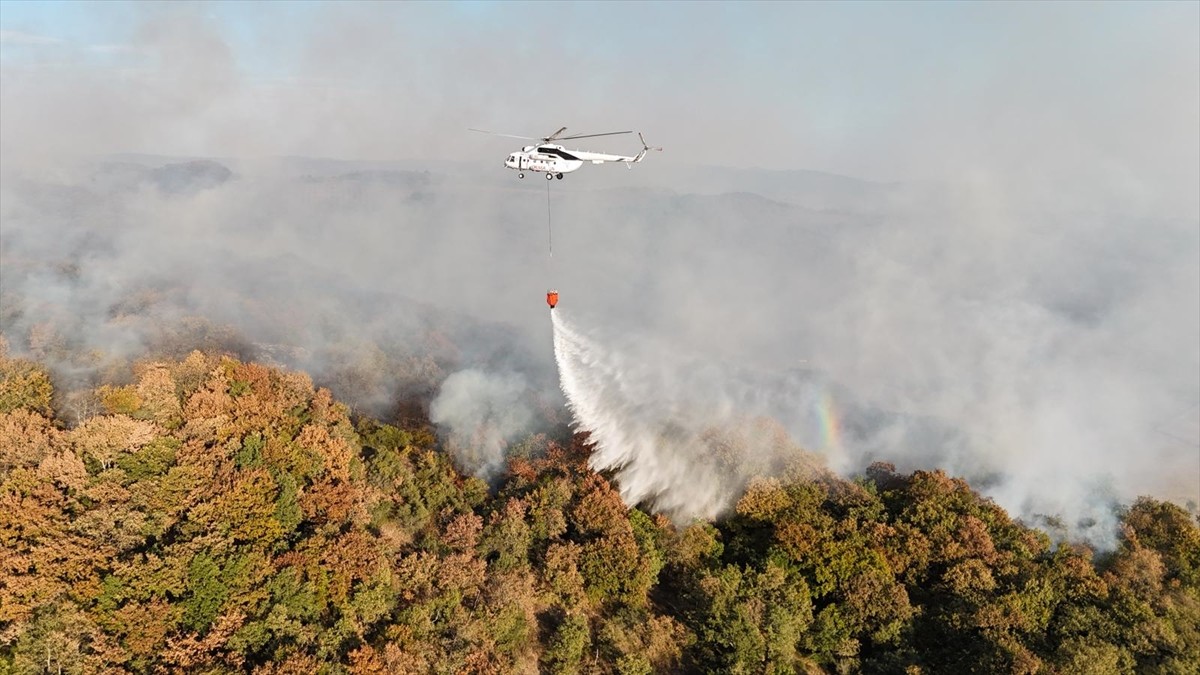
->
(545, 173, 554, 181)
(556, 173, 564, 180)
(518, 173, 524, 179)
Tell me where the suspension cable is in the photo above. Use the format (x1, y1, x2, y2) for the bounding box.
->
(546, 178, 553, 258)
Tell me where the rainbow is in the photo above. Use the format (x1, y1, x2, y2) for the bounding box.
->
(816, 390, 844, 454)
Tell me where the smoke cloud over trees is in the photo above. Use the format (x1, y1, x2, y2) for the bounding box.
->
(2, 1, 1196, 542)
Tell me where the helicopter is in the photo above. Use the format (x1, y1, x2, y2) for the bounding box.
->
(469, 126, 661, 179)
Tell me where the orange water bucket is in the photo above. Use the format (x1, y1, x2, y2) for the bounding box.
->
(546, 290, 559, 309)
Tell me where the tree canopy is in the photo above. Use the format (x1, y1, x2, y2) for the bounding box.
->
(1, 350, 1197, 673)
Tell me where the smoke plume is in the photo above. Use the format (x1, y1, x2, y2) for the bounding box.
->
(429, 368, 535, 481)
(2, 2, 1196, 542)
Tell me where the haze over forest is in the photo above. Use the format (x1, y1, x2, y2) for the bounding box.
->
(4, 1, 1197, 538)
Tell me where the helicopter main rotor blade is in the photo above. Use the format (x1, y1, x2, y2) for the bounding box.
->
(543, 126, 570, 141)
(468, 128, 540, 140)
(559, 130, 634, 141)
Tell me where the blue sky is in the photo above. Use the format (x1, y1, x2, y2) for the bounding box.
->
(0, 1, 1150, 80)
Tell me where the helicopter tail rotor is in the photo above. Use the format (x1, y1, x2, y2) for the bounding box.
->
(638, 133, 663, 153)
(629, 133, 663, 164)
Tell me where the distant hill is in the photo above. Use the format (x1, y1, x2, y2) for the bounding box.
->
(84, 157, 233, 195)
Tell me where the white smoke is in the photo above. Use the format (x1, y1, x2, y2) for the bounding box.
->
(1, 2, 1194, 544)
(429, 368, 535, 480)
(552, 309, 833, 520)
(551, 303, 1194, 545)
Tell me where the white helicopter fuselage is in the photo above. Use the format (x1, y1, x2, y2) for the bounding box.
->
(503, 140, 653, 179)
(505, 145, 584, 175)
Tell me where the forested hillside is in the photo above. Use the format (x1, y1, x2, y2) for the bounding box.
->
(1, 348, 1197, 674)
